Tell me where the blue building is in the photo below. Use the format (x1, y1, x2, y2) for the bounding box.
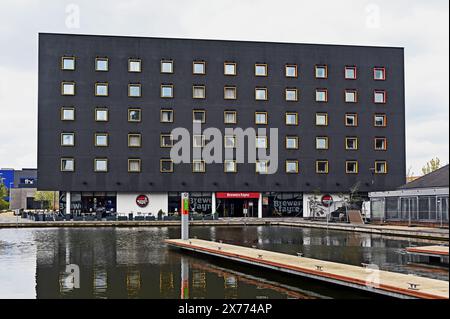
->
(0, 169, 15, 202)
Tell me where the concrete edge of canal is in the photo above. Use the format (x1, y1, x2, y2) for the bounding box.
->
(0, 219, 448, 241)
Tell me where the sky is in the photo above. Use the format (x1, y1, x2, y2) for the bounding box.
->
(0, 0, 448, 176)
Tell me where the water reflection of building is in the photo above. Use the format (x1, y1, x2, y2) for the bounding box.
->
(159, 271, 175, 298)
(192, 270, 207, 298)
(126, 269, 141, 298)
(224, 275, 238, 299)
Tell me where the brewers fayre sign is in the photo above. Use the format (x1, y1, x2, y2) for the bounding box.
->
(136, 194, 149, 208)
(216, 192, 260, 199)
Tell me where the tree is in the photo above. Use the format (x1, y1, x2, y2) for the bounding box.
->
(422, 158, 441, 175)
(0, 180, 9, 210)
(34, 191, 57, 210)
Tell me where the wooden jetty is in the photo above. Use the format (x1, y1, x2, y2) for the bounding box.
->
(166, 239, 449, 299)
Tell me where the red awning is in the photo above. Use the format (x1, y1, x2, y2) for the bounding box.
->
(216, 192, 260, 199)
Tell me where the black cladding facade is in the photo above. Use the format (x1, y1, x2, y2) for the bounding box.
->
(38, 33, 406, 193)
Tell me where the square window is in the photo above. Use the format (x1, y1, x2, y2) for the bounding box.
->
(375, 137, 387, 150)
(316, 89, 328, 102)
(315, 65, 328, 79)
(345, 66, 357, 80)
(255, 64, 268, 76)
(193, 110, 206, 123)
(129, 59, 141, 72)
(161, 85, 173, 98)
(316, 137, 329, 150)
(95, 133, 108, 147)
(285, 112, 298, 125)
(374, 114, 387, 127)
(128, 159, 141, 173)
(61, 158, 75, 172)
(255, 112, 268, 125)
(286, 161, 299, 174)
(128, 134, 142, 147)
(160, 134, 173, 148)
(285, 89, 298, 101)
(256, 160, 268, 174)
(160, 109, 174, 123)
(255, 88, 268, 100)
(374, 90, 386, 104)
(316, 161, 329, 174)
(346, 161, 358, 174)
(256, 136, 267, 149)
(193, 86, 206, 99)
(345, 113, 358, 127)
(224, 62, 237, 75)
(224, 86, 237, 100)
(223, 86, 237, 100)
(95, 108, 108, 122)
(285, 65, 298, 78)
(160, 159, 173, 173)
(95, 58, 108, 71)
(193, 135, 205, 148)
(375, 161, 387, 174)
(193, 160, 206, 173)
(61, 107, 75, 121)
(61, 133, 74, 146)
(316, 113, 328, 126)
(345, 90, 357, 103)
(161, 60, 173, 73)
(224, 135, 236, 148)
(193, 61, 206, 75)
(128, 84, 142, 97)
(94, 159, 108, 172)
(374, 67, 386, 80)
(286, 136, 299, 149)
(95, 83, 108, 96)
(224, 160, 237, 173)
(224, 111, 237, 124)
(345, 137, 358, 150)
(61, 57, 75, 70)
(128, 109, 141, 122)
(61, 82, 75, 96)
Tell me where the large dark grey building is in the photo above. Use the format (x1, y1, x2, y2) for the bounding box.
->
(38, 33, 406, 218)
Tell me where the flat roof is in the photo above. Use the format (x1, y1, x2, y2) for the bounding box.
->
(38, 32, 405, 50)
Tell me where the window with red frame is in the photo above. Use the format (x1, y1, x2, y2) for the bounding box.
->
(345, 66, 357, 80)
(374, 67, 386, 80)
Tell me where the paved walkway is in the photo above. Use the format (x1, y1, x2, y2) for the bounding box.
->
(0, 213, 448, 240)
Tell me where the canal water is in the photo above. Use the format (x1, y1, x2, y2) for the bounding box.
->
(0, 226, 447, 299)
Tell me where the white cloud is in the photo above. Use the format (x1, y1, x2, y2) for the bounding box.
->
(0, 0, 448, 175)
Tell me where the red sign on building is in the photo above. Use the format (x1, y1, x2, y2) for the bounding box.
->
(216, 192, 260, 199)
(136, 194, 149, 208)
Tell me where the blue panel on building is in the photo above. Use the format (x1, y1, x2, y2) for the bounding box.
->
(0, 169, 14, 202)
